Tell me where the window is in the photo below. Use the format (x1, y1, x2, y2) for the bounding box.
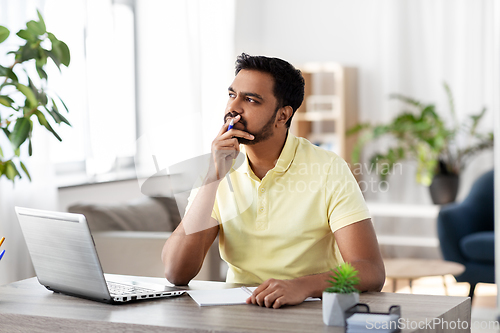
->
(44, 0, 137, 183)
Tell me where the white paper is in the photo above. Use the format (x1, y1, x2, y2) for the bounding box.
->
(187, 287, 320, 307)
(187, 287, 254, 306)
(346, 313, 399, 333)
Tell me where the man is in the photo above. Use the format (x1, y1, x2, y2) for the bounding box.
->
(162, 53, 385, 309)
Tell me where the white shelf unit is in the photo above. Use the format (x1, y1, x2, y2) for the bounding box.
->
(366, 202, 441, 248)
(291, 62, 358, 165)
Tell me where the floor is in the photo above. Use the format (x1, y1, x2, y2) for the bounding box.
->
(382, 276, 499, 332)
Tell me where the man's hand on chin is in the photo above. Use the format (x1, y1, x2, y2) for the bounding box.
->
(245, 278, 310, 309)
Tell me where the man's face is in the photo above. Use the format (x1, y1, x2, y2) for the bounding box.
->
(224, 69, 279, 145)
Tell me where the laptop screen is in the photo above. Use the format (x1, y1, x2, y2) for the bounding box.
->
(16, 207, 111, 302)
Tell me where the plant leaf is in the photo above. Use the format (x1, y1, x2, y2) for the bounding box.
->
(16, 83, 38, 108)
(20, 161, 31, 181)
(28, 77, 47, 106)
(46, 50, 62, 70)
(0, 95, 14, 107)
(2, 127, 10, 139)
(56, 93, 69, 112)
(325, 263, 359, 294)
(443, 81, 460, 134)
(16, 29, 33, 41)
(36, 66, 48, 80)
(46, 105, 71, 126)
(5, 160, 21, 181)
(28, 135, 32, 156)
(389, 93, 424, 109)
(37, 10, 46, 33)
(27, 20, 45, 36)
(9, 117, 31, 149)
(6, 68, 18, 82)
(0, 26, 9, 44)
(20, 43, 39, 62)
(33, 110, 62, 141)
(58, 41, 70, 67)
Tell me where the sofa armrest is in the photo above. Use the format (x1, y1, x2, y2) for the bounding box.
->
(92, 231, 222, 281)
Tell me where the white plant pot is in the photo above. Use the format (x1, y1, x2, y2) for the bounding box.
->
(322, 292, 359, 326)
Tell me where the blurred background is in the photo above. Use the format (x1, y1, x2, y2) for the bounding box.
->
(0, 1, 498, 322)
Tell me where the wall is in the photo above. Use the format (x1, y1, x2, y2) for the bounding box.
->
(234, 0, 495, 204)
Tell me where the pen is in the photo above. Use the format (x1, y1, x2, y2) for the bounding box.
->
(226, 118, 235, 192)
(0, 237, 4, 248)
(0, 250, 4, 261)
(241, 286, 253, 296)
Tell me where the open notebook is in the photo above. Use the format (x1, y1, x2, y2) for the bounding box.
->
(187, 286, 321, 306)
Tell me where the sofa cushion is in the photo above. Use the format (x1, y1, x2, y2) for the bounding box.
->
(150, 196, 182, 228)
(460, 232, 495, 263)
(68, 196, 177, 232)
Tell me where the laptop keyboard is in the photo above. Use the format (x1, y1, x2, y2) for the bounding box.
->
(107, 281, 156, 295)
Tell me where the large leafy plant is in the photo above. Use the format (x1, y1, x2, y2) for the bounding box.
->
(325, 263, 360, 294)
(349, 83, 493, 186)
(0, 10, 70, 182)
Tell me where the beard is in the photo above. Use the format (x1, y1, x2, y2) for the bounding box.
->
(224, 108, 277, 145)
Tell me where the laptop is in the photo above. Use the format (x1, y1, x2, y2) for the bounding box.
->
(15, 206, 186, 304)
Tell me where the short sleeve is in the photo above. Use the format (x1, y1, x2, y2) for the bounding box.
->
(326, 156, 371, 233)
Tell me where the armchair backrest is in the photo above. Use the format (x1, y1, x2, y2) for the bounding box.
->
(462, 170, 494, 232)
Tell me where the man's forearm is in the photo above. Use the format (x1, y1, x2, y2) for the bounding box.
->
(296, 260, 385, 298)
(161, 179, 221, 285)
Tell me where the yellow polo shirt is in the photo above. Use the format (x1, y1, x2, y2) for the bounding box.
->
(186, 133, 370, 284)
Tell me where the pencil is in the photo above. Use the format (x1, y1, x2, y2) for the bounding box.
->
(0, 249, 4, 261)
(0, 237, 4, 247)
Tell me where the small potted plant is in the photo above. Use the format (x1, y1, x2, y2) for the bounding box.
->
(322, 262, 360, 326)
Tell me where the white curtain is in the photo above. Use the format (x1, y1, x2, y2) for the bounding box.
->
(134, 0, 235, 184)
(0, 0, 60, 285)
(365, 0, 495, 203)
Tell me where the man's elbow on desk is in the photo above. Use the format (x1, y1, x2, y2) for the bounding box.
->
(163, 262, 199, 286)
(165, 271, 192, 286)
(161, 248, 197, 286)
(353, 260, 386, 293)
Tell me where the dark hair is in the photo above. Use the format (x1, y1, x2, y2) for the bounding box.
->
(235, 53, 305, 128)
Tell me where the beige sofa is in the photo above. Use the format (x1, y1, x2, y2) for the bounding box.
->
(68, 196, 223, 282)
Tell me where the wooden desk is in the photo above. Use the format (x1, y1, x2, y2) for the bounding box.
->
(0, 275, 470, 332)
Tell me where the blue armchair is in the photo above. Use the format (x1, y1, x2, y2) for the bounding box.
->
(437, 170, 494, 298)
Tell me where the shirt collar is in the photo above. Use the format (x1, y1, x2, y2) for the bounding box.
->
(234, 131, 298, 175)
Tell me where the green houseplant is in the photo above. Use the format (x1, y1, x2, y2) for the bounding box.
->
(349, 83, 493, 204)
(0, 10, 71, 183)
(322, 263, 360, 326)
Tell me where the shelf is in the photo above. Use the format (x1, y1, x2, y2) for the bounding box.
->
(302, 62, 342, 73)
(294, 112, 338, 122)
(290, 63, 358, 164)
(366, 202, 440, 219)
(377, 235, 439, 248)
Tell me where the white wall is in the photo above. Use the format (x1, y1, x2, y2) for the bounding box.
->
(234, 0, 495, 203)
(493, 0, 500, 313)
